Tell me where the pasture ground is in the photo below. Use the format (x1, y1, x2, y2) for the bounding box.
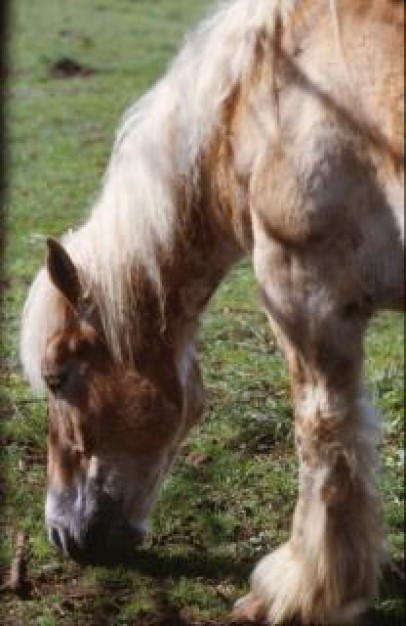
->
(1, 1, 404, 624)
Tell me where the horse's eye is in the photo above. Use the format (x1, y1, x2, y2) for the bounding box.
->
(43, 366, 70, 393)
(68, 335, 93, 357)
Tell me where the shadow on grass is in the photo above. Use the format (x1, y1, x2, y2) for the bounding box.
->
(125, 547, 253, 583)
(75, 544, 253, 584)
(68, 543, 405, 625)
(75, 549, 256, 626)
(82, 549, 405, 626)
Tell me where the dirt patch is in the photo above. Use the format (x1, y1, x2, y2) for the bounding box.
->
(49, 57, 95, 78)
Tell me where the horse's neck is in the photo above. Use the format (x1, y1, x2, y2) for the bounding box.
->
(129, 143, 250, 391)
(142, 178, 246, 356)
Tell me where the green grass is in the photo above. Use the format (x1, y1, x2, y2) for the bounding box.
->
(2, 1, 404, 624)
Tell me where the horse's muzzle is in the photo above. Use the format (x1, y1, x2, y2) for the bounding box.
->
(48, 518, 146, 563)
(46, 489, 147, 563)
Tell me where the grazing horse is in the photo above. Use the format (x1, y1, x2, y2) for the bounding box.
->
(20, 0, 404, 624)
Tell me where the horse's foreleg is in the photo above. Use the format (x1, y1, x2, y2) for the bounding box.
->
(247, 376, 380, 625)
(236, 233, 382, 625)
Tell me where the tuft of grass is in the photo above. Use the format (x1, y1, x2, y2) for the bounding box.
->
(2, 1, 404, 624)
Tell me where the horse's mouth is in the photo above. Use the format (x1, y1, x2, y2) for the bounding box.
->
(47, 517, 147, 564)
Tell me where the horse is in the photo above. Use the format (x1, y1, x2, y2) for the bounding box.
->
(20, 0, 404, 624)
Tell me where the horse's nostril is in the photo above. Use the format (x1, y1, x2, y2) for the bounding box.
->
(49, 525, 63, 550)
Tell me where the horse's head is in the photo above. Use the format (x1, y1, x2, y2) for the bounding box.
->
(40, 239, 181, 561)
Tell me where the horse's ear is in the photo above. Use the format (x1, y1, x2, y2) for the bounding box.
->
(46, 237, 82, 310)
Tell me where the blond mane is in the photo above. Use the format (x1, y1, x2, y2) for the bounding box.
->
(20, 0, 325, 390)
